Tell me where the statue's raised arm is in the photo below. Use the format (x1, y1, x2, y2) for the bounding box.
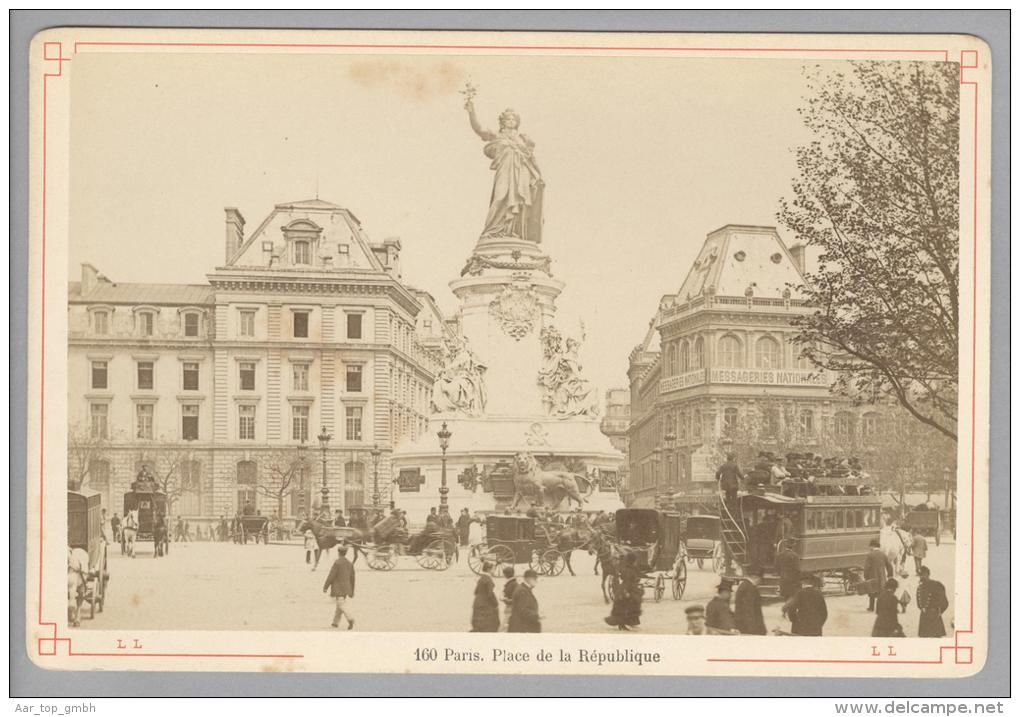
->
(460, 83, 545, 244)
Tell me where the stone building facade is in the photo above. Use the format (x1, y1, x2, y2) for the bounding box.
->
(626, 224, 892, 507)
(599, 388, 631, 489)
(67, 198, 448, 523)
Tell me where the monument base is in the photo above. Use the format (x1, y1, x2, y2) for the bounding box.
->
(390, 413, 624, 524)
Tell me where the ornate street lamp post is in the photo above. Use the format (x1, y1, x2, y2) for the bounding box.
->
(370, 443, 383, 510)
(436, 422, 452, 515)
(296, 438, 309, 519)
(317, 428, 332, 515)
(664, 429, 677, 488)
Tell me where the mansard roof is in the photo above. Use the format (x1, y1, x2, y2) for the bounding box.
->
(675, 224, 805, 301)
(69, 280, 213, 305)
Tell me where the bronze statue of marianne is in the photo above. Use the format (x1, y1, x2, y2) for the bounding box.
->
(464, 86, 544, 243)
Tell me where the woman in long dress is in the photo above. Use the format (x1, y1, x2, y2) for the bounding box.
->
(470, 563, 501, 632)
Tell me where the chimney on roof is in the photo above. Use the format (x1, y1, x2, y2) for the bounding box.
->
(225, 208, 246, 262)
(81, 263, 100, 295)
(788, 243, 806, 274)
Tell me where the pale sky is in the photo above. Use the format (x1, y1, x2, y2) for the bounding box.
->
(69, 51, 818, 394)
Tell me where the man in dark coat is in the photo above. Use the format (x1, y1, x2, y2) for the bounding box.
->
(706, 581, 739, 635)
(456, 509, 472, 547)
(784, 574, 827, 636)
(508, 569, 541, 633)
(715, 453, 744, 502)
(775, 541, 801, 600)
(470, 562, 500, 632)
(864, 539, 894, 611)
(322, 547, 356, 630)
(333, 510, 346, 528)
(871, 578, 904, 637)
(915, 566, 949, 638)
(734, 571, 767, 635)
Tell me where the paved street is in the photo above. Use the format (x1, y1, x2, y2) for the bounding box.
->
(85, 538, 956, 636)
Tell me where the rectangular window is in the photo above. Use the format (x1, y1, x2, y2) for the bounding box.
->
(136, 404, 154, 439)
(239, 309, 256, 337)
(238, 405, 256, 440)
(293, 311, 309, 339)
(337, 243, 350, 255)
(182, 362, 200, 391)
(292, 405, 309, 442)
(91, 361, 108, 390)
(292, 363, 309, 392)
(89, 403, 108, 439)
(182, 404, 199, 441)
(137, 361, 154, 390)
(239, 362, 256, 391)
(139, 312, 154, 337)
(345, 406, 363, 441)
(346, 364, 362, 393)
(184, 313, 200, 337)
(93, 311, 109, 335)
(346, 313, 362, 339)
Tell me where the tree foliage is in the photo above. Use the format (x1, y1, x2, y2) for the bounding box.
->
(67, 422, 108, 490)
(779, 61, 960, 440)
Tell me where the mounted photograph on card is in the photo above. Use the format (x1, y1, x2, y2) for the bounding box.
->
(25, 28, 990, 677)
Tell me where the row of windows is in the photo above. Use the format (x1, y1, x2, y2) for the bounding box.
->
(89, 402, 365, 443)
(719, 407, 881, 438)
(662, 334, 812, 375)
(237, 308, 362, 339)
(90, 360, 364, 394)
(89, 309, 204, 338)
(804, 507, 882, 533)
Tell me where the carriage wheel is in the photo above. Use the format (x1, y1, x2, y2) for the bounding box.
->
(467, 545, 488, 575)
(367, 547, 396, 571)
(415, 550, 438, 570)
(606, 573, 619, 603)
(653, 574, 665, 602)
(488, 544, 515, 573)
(541, 549, 566, 577)
(672, 559, 687, 600)
(421, 539, 456, 571)
(712, 542, 726, 574)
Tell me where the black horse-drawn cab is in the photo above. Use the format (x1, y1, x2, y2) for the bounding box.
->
(611, 509, 687, 601)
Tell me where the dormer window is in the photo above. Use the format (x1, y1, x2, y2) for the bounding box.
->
(294, 240, 311, 265)
(92, 310, 109, 335)
(183, 312, 200, 337)
(137, 310, 155, 337)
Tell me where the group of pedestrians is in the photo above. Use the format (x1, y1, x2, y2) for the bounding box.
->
(470, 564, 542, 633)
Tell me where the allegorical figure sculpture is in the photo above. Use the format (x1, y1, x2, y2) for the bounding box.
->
(464, 84, 544, 243)
(537, 326, 600, 419)
(430, 335, 488, 416)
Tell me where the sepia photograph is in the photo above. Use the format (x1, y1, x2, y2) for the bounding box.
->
(24, 27, 991, 678)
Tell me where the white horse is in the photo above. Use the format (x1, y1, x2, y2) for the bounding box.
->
(880, 521, 912, 576)
(122, 509, 138, 558)
(67, 549, 88, 627)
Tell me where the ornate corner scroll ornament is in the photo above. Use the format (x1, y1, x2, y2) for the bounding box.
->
(488, 284, 540, 341)
(524, 422, 550, 447)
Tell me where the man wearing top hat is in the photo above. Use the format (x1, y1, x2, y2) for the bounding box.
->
(706, 580, 739, 635)
(715, 453, 744, 502)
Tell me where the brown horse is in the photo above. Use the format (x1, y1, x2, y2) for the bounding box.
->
(298, 518, 370, 569)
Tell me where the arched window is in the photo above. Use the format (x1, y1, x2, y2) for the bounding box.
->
(87, 458, 111, 505)
(293, 240, 311, 265)
(800, 409, 815, 437)
(718, 335, 743, 368)
(344, 461, 366, 509)
(678, 341, 690, 373)
(236, 460, 257, 512)
(862, 412, 880, 437)
(692, 337, 705, 369)
(794, 339, 813, 370)
(667, 344, 678, 376)
(755, 336, 782, 369)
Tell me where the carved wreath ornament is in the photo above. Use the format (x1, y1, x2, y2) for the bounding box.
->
(489, 284, 540, 341)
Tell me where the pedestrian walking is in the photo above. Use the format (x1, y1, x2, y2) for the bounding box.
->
(916, 566, 949, 638)
(706, 581, 739, 635)
(864, 539, 894, 611)
(500, 566, 517, 632)
(110, 512, 121, 544)
(784, 574, 828, 636)
(508, 569, 541, 633)
(605, 553, 642, 631)
(470, 562, 500, 632)
(715, 452, 744, 502)
(322, 547, 356, 630)
(776, 541, 801, 600)
(456, 509, 472, 547)
(910, 530, 928, 574)
(734, 570, 767, 635)
(871, 579, 904, 637)
(304, 527, 318, 567)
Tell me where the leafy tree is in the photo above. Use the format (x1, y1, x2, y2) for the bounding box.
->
(779, 61, 960, 440)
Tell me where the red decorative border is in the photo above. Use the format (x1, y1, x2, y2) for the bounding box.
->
(35, 38, 980, 668)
